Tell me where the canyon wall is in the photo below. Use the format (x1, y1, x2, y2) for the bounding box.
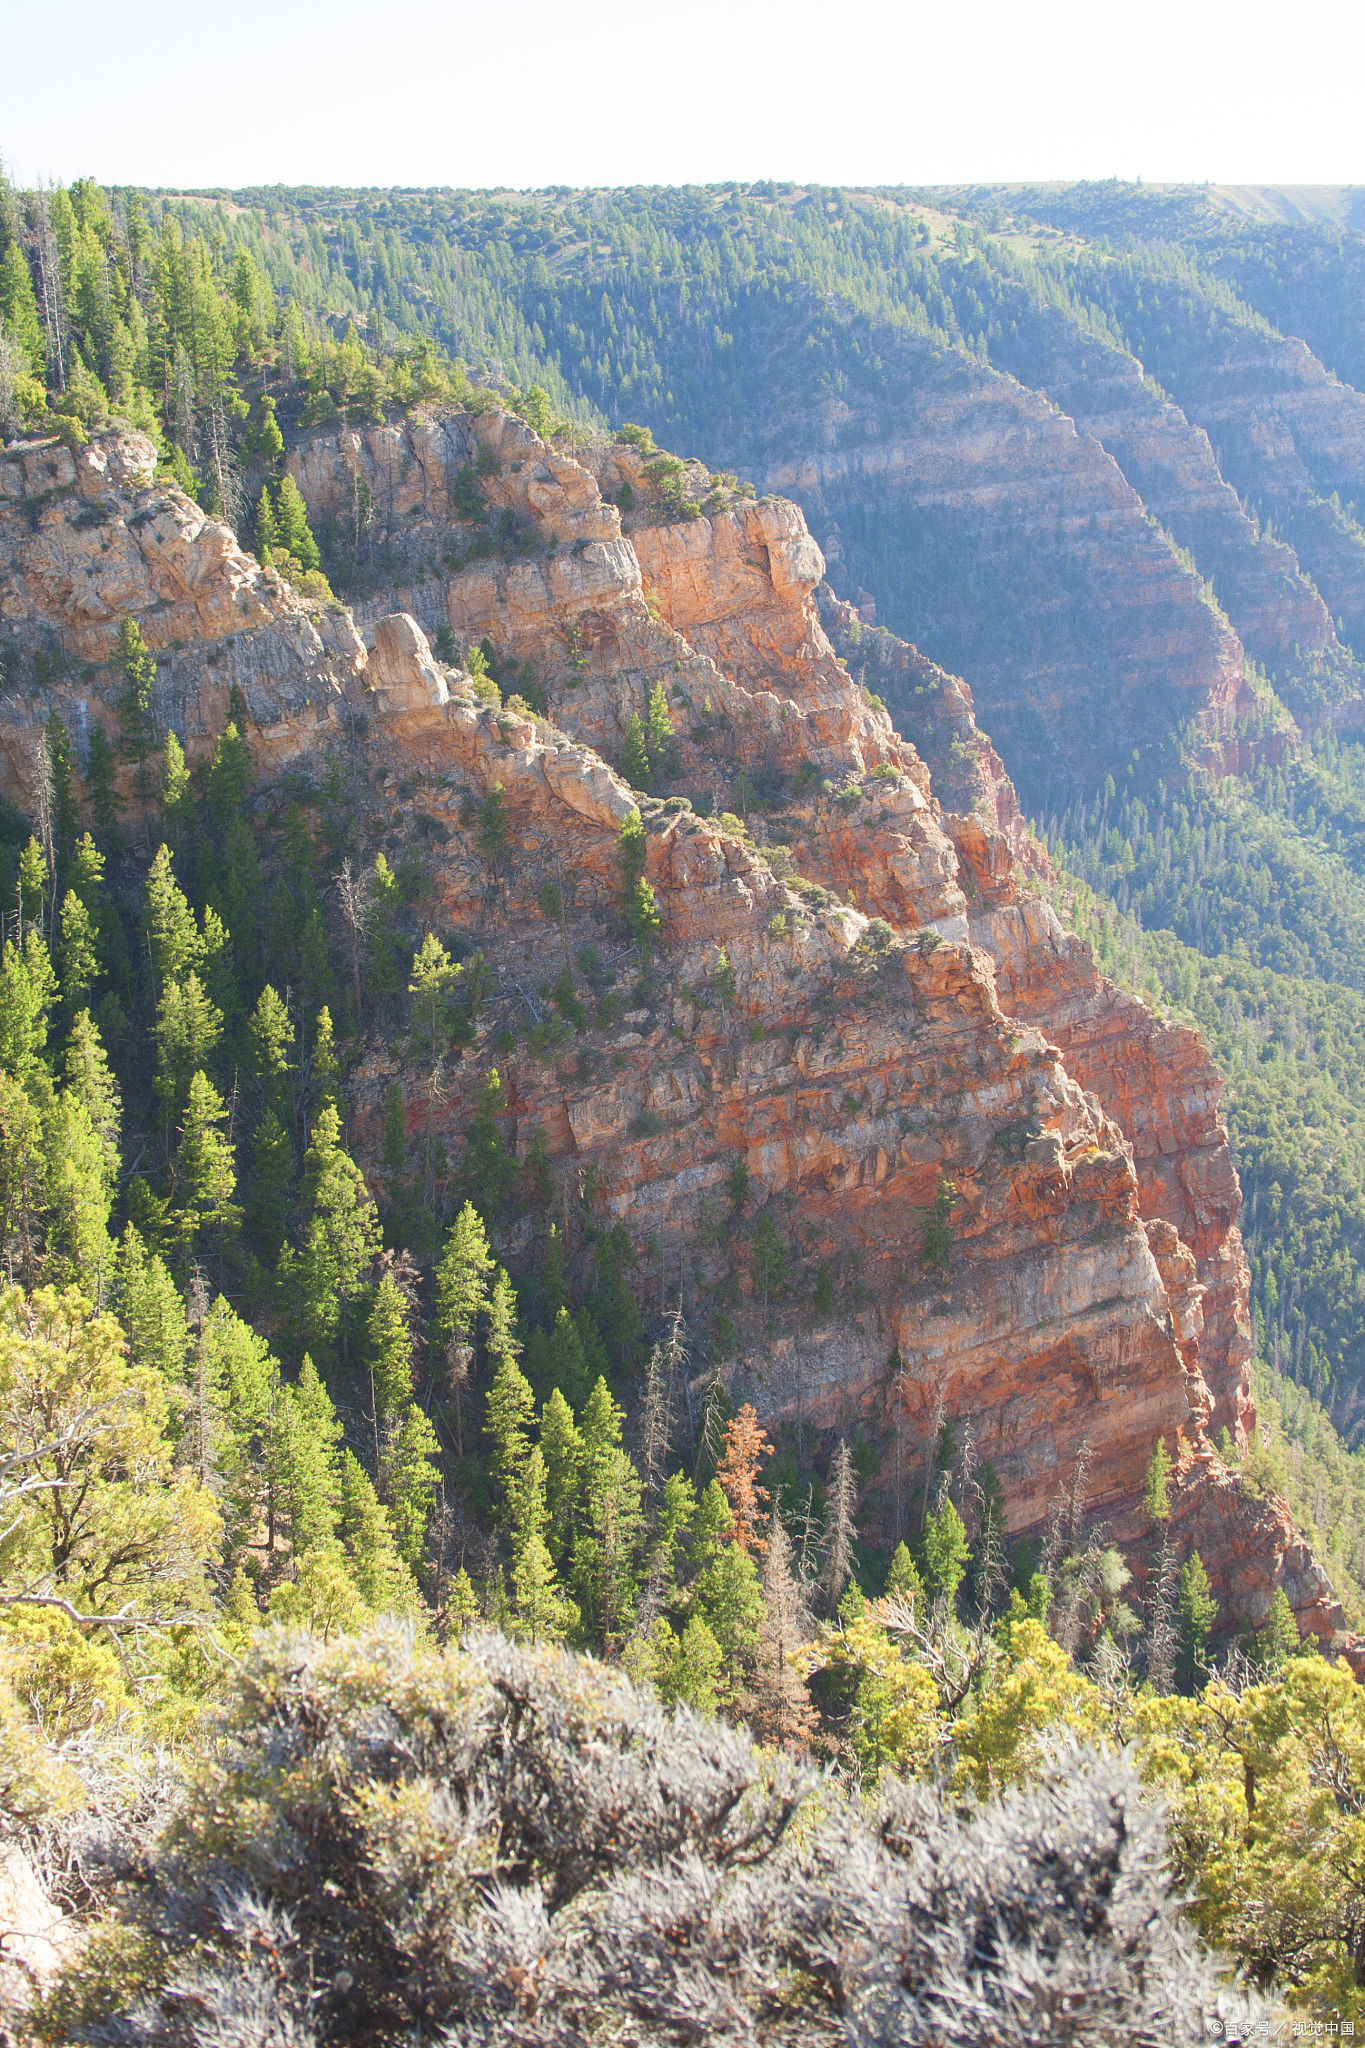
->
(0, 413, 1342, 1645)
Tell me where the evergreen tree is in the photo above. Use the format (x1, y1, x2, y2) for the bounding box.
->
(279, 1101, 381, 1364)
(274, 474, 320, 569)
(144, 844, 201, 995)
(922, 1495, 970, 1610)
(248, 984, 294, 1120)
(645, 679, 673, 774)
(658, 1614, 724, 1714)
(484, 1280, 535, 1526)
(247, 1108, 294, 1260)
(409, 931, 457, 1061)
(161, 732, 192, 847)
(462, 1069, 518, 1215)
(1176, 1548, 1218, 1691)
(541, 1220, 570, 1320)
(153, 973, 223, 1127)
(621, 712, 652, 791)
(44, 712, 79, 858)
(367, 1269, 415, 1420)
(116, 1220, 188, 1383)
(267, 1355, 342, 1557)
(627, 876, 663, 962)
(885, 1539, 926, 1609)
(618, 807, 647, 893)
(113, 619, 159, 807)
(821, 1439, 858, 1615)
(0, 240, 44, 371)
(523, 1304, 592, 1411)
(571, 1376, 643, 1644)
(378, 1403, 441, 1569)
(749, 1213, 790, 1322)
(1143, 1438, 1173, 1523)
(172, 1070, 239, 1258)
(83, 726, 122, 842)
(336, 1449, 419, 1614)
(254, 486, 278, 564)
(57, 891, 98, 1014)
(432, 1199, 493, 1451)
(539, 1386, 584, 1565)
(510, 1463, 580, 1650)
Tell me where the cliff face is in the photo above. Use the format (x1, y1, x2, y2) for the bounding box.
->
(0, 414, 1338, 1645)
(746, 339, 1267, 811)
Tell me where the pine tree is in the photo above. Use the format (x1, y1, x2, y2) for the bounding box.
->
(45, 712, 79, 859)
(116, 1221, 188, 1383)
(248, 985, 294, 1120)
(0, 928, 55, 1085)
(254, 486, 278, 564)
(524, 1304, 592, 1411)
(310, 1006, 340, 1117)
(144, 844, 201, 994)
(267, 1355, 342, 1556)
(274, 474, 320, 570)
(645, 679, 673, 770)
(571, 1377, 643, 1644)
(539, 1386, 584, 1565)
(885, 1539, 926, 1609)
(748, 1503, 815, 1751)
(0, 241, 45, 372)
(113, 618, 159, 807)
(462, 1069, 518, 1215)
(627, 877, 663, 962)
(485, 1287, 535, 1527)
(57, 891, 99, 1013)
(161, 731, 192, 847)
(83, 726, 122, 842)
(1143, 1438, 1172, 1523)
(367, 1269, 415, 1420)
(658, 1614, 724, 1714)
(922, 1495, 970, 1610)
(618, 807, 647, 893)
(821, 1439, 858, 1615)
(1176, 1548, 1218, 1690)
(280, 1101, 381, 1364)
(621, 712, 652, 791)
(172, 1070, 239, 1258)
(247, 1108, 294, 1260)
(432, 1200, 493, 1453)
(716, 1404, 771, 1556)
(336, 1449, 419, 1614)
(153, 973, 223, 1127)
(409, 931, 457, 1062)
(378, 1403, 441, 1569)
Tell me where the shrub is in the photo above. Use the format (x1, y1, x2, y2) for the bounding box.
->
(57, 1628, 1249, 2046)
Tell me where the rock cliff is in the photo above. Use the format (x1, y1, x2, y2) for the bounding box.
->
(0, 414, 1342, 1649)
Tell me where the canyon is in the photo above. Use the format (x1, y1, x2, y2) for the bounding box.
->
(0, 409, 1342, 1647)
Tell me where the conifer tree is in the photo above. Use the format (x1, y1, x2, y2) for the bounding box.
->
(885, 1539, 926, 1609)
(1177, 1548, 1218, 1690)
(541, 1221, 570, 1320)
(621, 712, 652, 791)
(716, 1404, 772, 1556)
(0, 240, 44, 371)
(748, 1502, 815, 1751)
(571, 1376, 643, 1644)
(248, 985, 294, 1120)
(485, 1303, 536, 1529)
(821, 1439, 859, 1615)
(172, 1070, 239, 1259)
(44, 712, 79, 858)
(268, 1354, 342, 1556)
(161, 732, 192, 847)
(247, 1108, 294, 1261)
(0, 928, 55, 1084)
(254, 486, 278, 564)
(336, 1449, 419, 1614)
(367, 1269, 415, 1420)
(280, 1101, 381, 1364)
(83, 726, 122, 842)
(510, 1454, 580, 1647)
(539, 1386, 584, 1565)
(144, 844, 201, 994)
(154, 973, 223, 1128)
(618, 807, 647, 893)
(432, 1199, 493, 1453)
(113, 1224, 186, 1388)
(378, 1402, 441, 1569)
(309, 1005, 340, 1118)
(57, 891, 98, 1014)
(113, 618, 159, 808)
(274, 474, 320, 569)
(658, 1614, 725, 1714)
(462, 1070, 518, 1215)
(922, 1494, 970, 1610)
(409, 931, 457, 1061)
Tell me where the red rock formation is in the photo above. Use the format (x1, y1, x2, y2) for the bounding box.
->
(0, 414, 1340, 1653)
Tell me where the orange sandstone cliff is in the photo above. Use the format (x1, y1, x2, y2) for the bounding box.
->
(0, 412, 1344, 1648)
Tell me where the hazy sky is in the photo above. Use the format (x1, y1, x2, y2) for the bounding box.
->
(3, 0, 1359, 192)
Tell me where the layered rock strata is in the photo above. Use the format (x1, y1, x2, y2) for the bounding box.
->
(0, 417, 1336, 1645)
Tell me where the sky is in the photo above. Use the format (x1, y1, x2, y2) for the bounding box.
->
(2, 0, 1360, 193)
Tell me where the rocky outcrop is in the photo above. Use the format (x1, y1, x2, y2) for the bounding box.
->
(0, 429, 366, 800)
(0, 417, 1335, 1650)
